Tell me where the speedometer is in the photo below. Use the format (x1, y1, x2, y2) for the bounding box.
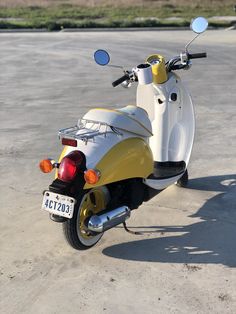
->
(146, 54, 161, 65)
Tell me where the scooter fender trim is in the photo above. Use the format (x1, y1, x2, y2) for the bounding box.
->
(144, 173, 183, 190)
(84, 137, 154, 189)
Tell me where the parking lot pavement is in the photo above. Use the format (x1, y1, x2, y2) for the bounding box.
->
(0, 30, 236, 313)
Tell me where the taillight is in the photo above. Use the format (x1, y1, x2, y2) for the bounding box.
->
(62, 138, 77, 147)
(58, 151, 83, 182)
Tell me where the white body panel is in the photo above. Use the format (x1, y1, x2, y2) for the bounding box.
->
(83, 106, 152, 137)
(137, 73, 195, 189)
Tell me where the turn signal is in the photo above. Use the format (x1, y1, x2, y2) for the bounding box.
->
(39, 159, 54, 173)
(84, 169, 100, 185)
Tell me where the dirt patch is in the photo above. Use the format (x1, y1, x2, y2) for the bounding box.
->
(184, 263, 202, 272)
(218, 293, 231, 302)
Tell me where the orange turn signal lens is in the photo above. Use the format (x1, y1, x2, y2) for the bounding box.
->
(84, 169, 100, 185)
(39, 159, 54, 173)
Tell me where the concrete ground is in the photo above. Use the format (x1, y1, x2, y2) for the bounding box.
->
(0, 29, 236, 314)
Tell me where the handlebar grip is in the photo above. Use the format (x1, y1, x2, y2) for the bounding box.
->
(112, 74, 130, 87)
(188, 52, 207, 59)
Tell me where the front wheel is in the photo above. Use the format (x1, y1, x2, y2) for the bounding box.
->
(176, 169, 189, 188)
(63, 186, 110, 250)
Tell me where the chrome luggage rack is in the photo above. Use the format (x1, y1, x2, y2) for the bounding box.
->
(58, 119, 122, 144)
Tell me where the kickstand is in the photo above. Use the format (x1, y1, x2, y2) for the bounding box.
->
(123, 221, 143, 235)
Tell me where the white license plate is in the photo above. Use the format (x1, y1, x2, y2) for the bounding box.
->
(42, 191, 76, 219)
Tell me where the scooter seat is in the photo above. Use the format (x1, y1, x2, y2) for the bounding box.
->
(82, 105, 153, 137)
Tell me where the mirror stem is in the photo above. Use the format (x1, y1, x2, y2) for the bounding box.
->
(185, 33, 200, 53)
(107, 64, 125, 70)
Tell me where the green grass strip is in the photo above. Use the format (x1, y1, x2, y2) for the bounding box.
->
(0, 5, 235, 30)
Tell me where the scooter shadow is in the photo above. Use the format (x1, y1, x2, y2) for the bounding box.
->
(102, 174, 236, 267)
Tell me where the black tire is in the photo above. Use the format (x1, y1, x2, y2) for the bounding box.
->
(176, 169, 189, 188)
(63, 187, 110, 250)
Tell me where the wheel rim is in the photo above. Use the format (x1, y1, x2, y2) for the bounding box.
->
(76, 186, 110, 246)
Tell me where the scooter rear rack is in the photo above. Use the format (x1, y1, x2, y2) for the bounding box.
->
(58, 119, 122, 144)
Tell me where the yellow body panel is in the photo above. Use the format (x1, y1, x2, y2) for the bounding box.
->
(84, 137, 154, 189)
(146, 54, 167, 84)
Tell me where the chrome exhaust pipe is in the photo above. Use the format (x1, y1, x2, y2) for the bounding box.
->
(87, 206, 131, 233)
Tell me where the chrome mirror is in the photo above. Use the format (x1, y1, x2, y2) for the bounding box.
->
(191, 17, 208, 34)
(94, 49, 110, 66)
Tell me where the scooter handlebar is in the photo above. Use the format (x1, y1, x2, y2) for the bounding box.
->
(112, 74, 130, 87)
(188, 52, 207, 59)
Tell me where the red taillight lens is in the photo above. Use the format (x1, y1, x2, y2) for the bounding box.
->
(58, 151, 83, 182)
(58, 158, 76, 182)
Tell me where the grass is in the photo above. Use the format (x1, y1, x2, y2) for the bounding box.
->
(0, 1, 235, 30)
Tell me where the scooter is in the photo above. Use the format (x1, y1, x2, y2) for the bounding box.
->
(39, 17, 208, 250)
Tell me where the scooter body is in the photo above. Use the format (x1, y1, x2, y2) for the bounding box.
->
(137, 72, 195, 190)
(58, 70, 194, 191)
(39, 17, 208, 250)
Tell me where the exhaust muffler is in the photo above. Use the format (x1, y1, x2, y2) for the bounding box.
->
(87, 206, 131, 233)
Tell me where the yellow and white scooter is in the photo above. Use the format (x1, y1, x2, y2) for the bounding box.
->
(39, 17, 208, 250)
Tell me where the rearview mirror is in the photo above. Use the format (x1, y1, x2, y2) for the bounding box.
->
(94, 49, 110, 66)
(191, 17, 208, 34)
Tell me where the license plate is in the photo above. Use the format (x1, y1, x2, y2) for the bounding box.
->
(42, 191, 76, 219)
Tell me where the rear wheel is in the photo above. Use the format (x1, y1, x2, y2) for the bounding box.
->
(63, 186, 110, 250)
